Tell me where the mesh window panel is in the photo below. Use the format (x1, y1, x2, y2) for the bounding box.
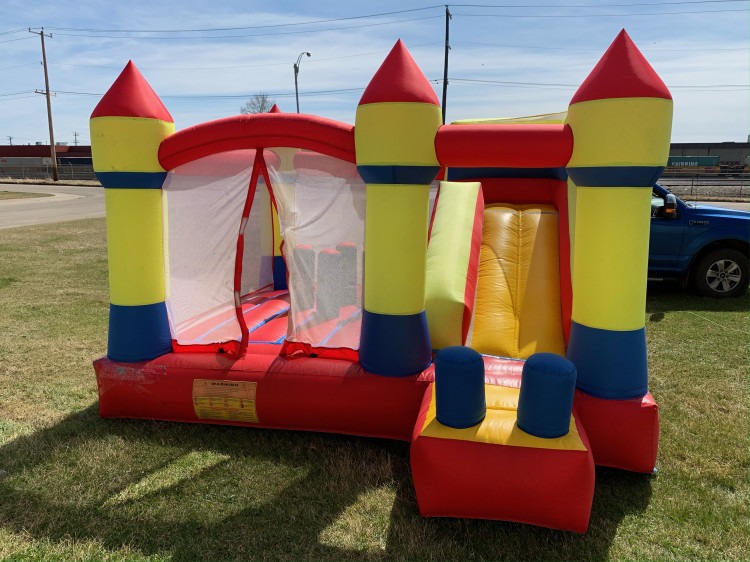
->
(163, 149, 270, 346)
(267, 150, 365, 350)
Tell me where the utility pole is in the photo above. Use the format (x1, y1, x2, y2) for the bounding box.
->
(73, 131, 79, 146)
(441, 5, 451, 125)
(29, 27, 58, 181)
(6, 136, 12, 146)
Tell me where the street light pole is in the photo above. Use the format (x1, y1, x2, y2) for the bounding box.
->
(294, 51, 311, 113)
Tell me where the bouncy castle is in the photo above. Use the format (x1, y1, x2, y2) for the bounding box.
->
(91, 29, 672, 533)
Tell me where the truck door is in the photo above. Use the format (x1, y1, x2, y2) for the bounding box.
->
(648, 188, 686, 275)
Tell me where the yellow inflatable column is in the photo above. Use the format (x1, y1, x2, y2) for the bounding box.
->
(269, 143, 297, 291)
(565, 30, 672, 398)
(266, 105, 290, 291)
(90, 61, 174, 362)
(355, 40, 442, 376)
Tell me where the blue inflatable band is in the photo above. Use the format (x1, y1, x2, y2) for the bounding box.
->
(108, 301, 173, 362)
(566, 166, 664, 188)
(447, 167, 568, 181)
(272, 255, 288, 290)
(359, 309, 432, 376)
(357, 165, 440, 185)
(566, 321, 648, 399)
(96, 171, 167, 189)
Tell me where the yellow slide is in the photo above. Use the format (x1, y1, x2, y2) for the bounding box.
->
(469, 204, 565, 359)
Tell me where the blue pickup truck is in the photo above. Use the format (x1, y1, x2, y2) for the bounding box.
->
(649, 184, 749, 298)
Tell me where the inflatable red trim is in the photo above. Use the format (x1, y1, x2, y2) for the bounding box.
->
(435, 124, 573, 168)
(158, 113, 356, 170)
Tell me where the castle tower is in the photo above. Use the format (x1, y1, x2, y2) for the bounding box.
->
(355, 40, 442, 376)
(565, 30, 673, 398)
(90, 62, 174, 362)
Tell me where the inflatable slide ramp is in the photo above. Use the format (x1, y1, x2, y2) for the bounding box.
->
(468, 203, 566, 360)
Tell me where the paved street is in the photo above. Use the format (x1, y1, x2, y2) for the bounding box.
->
(0, 183, 105, 229)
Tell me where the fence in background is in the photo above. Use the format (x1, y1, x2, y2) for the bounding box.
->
(0, 163, 97, 181)
(658, 171, 748, 200)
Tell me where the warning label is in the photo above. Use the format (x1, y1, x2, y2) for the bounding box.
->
(193, 379, 259, 423)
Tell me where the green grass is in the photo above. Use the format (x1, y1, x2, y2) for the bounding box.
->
(0, 218, 748, 561)
(0, 191, 53, 201)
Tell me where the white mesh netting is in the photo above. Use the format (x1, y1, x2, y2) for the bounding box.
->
(267, 150, 365, 350)
(163, 150, 274, 346)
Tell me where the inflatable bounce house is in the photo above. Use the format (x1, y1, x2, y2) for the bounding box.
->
(91, 29, 672, 533)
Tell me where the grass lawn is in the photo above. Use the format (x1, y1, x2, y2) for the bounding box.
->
(0, 218, 747, 561)
(0, 191, 53, 201)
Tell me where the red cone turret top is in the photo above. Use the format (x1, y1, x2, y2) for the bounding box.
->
(358, 39, 440, 106)
(570, 29, 671, 105)
(91, 61, 173, 121)
(269, 104, 281, 113)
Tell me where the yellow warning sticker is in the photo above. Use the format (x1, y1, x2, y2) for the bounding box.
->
(193, 379, 259, 424)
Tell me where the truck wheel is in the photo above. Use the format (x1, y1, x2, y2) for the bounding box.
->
(693, 249, 749, 298)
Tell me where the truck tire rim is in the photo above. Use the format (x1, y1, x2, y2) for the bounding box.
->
(706, 258, 742, 293)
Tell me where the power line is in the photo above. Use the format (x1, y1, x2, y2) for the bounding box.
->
(452, 0, 746, 6)
(32, 0, 747, 38)
(52, 87, 368, 99)
(0, 36, 36, 44)
(444, 77, 749, 90)
(23, 34, 742, 74)
(453, 8, 747, 17)
(44, 6, 444, 33)
(446, 77, 577, 89)
(47, 15, 444, 40)
(47, 76, 748, 101)
(46, 42, 442, 72)
(0, 63, 40, 71)
(0, 90, 33, 97)
(452, 39, 749, 52)
(0, 95, 38, 102)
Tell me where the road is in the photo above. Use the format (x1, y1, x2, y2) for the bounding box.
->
(0, 183, 105, 230)
(0, 182, 747, 230)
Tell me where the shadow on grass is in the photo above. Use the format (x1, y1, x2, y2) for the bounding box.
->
(0, 405, 653, 561)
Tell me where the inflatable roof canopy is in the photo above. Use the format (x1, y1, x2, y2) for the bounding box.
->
(90, 29, 672, 533)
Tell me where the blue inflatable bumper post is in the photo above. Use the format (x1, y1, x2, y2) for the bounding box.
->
(435, 346, 486, 428)
(517, 353, 577, 438)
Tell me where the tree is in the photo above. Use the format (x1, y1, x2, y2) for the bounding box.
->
(240, 93, 276, 114)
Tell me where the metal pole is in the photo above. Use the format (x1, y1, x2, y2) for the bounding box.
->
(294, 63, 300, 113)
(30, 28, 58, 181)
(294, 51, 311, 114)
(441, 5, 451, 125)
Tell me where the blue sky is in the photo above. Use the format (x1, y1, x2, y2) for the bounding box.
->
(1, 0, 747, 146)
